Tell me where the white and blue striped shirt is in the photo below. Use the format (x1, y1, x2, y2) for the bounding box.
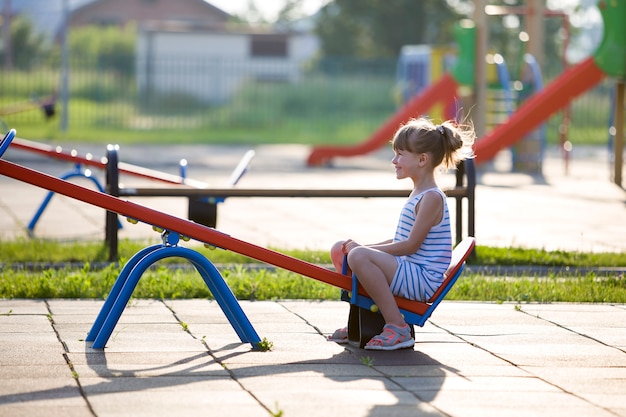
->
(390, 188, 452, 301)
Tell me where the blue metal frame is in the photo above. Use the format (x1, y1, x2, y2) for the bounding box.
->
(347, 263, 466, 327)
(341, 242, 468, 328)
(86, 230, 261, 349)
(27, 163, 122, 234)
(506, 53, 547, 170)
(0, 129, 15, 157)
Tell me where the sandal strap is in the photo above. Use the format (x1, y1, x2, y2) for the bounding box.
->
(366, 324, 412, 347)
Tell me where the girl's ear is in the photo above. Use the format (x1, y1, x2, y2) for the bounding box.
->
(418, 152, 430, 167)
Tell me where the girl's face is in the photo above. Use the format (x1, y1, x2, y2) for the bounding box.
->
(391, 149, 422, 180)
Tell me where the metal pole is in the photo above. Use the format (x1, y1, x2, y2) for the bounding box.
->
(614, 81, 624, 187)
(473, 0, 487, 138)
(60, 0, 69, 131)
(2, 0, 12, 70)
(526, 0, 545, 68)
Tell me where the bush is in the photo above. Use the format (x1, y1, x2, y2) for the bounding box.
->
(69, 25, 135, 76)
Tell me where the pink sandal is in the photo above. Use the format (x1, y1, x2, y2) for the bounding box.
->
(327, 327, 349, 344)
(365, 323, 414, 351)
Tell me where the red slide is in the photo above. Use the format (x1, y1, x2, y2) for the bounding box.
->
(475, 57, 606, 164)
(307, 72, 459, 166)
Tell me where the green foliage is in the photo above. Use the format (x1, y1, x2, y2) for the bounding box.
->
(1, 15, 49, 70)
(544, 83, 612, 146)
(0, 238, 111, 263)
(0, 69, 57, 102)
(254, 337, 274, 352)
(451, 275, 626, 304)
(1, 239, 625, 302)
(2, 239, 625, 267)
(315, 0, 459, 57)
(473, 246, 625, 267)
(223, 267, 338, 300)
(360, 356, 375, 367)
(0, 263, 339, 300)
(2, 54, 612, 146)
(1, 265, 624, 303)
(212, 74, 395, 129)
(0, 263, 118, 299)
(138, 91, 205, 115)
(71, 70, 135, 103)
(69, 25, 135, 75)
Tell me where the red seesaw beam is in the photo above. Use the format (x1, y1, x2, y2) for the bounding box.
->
(0, 158, 351, 290)
(10, 137, 208, 188)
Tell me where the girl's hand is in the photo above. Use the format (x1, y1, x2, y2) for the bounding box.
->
(341, 239, 360, 254)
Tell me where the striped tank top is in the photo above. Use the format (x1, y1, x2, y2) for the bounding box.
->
(392, 188, 452, 299)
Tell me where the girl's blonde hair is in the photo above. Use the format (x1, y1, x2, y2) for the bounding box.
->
(392, 117, 475, 170)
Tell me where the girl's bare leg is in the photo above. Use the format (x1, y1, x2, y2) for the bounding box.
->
(330, 241, 345, 272)
(347, 246, 405, 326)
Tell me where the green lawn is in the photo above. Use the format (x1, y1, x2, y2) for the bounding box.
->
(2, 69, 613, 147)
(1, 239, 624, 302)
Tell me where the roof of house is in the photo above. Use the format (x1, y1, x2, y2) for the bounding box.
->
(69, 0, 232, 28)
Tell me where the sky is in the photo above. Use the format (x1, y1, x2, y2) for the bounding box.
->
(13, 0, 330, 37)
(196, 1, 603, 61)
(204, 0, 330, 22)
(13, 0, 602, 62)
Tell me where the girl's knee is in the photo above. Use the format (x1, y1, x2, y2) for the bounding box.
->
(330, 240, 346, 272)
(346, 245, 367, 264)
(331, 241, 344, 256)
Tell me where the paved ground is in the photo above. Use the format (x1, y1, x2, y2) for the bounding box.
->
(0, 140, 625, 416)
(0, 299, 624, 417)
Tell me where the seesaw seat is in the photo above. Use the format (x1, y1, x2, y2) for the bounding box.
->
(342, 236, 475, 348)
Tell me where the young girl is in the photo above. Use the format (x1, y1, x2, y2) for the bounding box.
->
(329, 117, 475, 350)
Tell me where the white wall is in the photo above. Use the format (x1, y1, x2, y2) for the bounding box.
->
(136, 29, 319, 103)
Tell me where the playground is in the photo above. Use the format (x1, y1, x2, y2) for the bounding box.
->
(0, 0, 624, 346)
(1, 137, 625, 414)
(0, 0, 625, 415)
(1, 131, 625, 415)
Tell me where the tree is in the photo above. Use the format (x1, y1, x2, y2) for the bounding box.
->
(1, 15, 48, 70)
(483, 0, 572, 79)
(68, 25, 135, 75)
(231, 0, 267, 25)
(275, 0, 306, 31)
(315, 0, 462, 58)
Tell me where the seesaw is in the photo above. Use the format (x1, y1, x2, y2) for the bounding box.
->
(10, 137, 203, 235)
(9, 136, 255, 237)
(104, 145, 475, 261)
(0, 129, 475, 350)
(11, 137, 209, 187)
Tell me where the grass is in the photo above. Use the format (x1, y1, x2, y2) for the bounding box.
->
(453, 275, 626, 304)
(1, 66, 614, 146)
(0, 238, 327, 264)
(7, 119, 385, 146)
(0, 239, 625, 303)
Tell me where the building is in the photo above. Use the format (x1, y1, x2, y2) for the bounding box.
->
(136, 21, 319, 103)
(68, 0, 230, 29)
(69, 0, 319, 103)
(13, 0, 320, 103)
